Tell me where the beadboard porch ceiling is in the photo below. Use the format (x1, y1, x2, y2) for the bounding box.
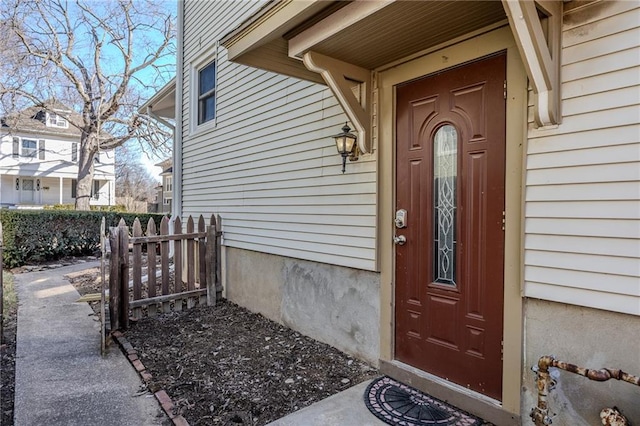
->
(222, 0, 508, 81)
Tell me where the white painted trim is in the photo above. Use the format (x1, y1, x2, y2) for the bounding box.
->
(502, 0, 562, 126)
(189, 43, 218, 136)
(146, 107, 175, 131)
(302, 51, 372, 154)
(288, 0, 395, 59)
(138, 78, 176, 116)
(173, 0, 184, 221)
(223, 1, 322, 60)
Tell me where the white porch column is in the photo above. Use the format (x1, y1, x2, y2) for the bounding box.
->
(59, 177, 63, 204)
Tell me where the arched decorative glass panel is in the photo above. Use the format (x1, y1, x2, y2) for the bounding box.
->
(433, 124, 458, 286)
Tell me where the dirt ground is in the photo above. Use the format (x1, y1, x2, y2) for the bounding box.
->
(65, 261, 379, 425)
(125, 300, 378, 425)
(4, 259, 378, 425)
(1, 298, 16, 426)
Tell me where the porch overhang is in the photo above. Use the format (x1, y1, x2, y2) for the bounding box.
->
(221, 1, 334, 85)
(138, 78, 176, 119)
(222, 0, 562, 150)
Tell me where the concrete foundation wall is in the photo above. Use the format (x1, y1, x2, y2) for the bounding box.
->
(522, 299, 640, 425)
(225, 247, 380, 365)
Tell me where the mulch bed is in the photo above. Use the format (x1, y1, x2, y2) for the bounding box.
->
(125, 300, 379, 425)
(0, 259, 379, 426)
(46, 259, 380, 425)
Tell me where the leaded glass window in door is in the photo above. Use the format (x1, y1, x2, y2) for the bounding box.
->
(433, 125, 457, 286)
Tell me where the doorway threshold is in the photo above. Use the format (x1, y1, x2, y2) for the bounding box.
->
(380, 360, 521, 425)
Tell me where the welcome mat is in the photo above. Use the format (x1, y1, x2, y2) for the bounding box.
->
(364, 376, 483, 426)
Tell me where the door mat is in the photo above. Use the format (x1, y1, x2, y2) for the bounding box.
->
(364, 376, 483, 426)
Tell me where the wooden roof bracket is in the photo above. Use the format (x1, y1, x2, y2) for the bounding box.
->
(303, 51, 372, 154)
(503, 0, 562, 127)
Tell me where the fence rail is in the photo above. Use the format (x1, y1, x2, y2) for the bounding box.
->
(108, 214, 221, 331)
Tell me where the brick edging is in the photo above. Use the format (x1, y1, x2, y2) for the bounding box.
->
(111, 330, 190, 426)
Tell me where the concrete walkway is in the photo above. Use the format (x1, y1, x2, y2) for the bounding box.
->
(13, 262, 167, 426)
(267, 380, 387, 426)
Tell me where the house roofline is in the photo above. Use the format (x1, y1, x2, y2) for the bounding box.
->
(1, 128, 81, 141)
(220, 0, 281, 47)
(138, 78, 177, 118)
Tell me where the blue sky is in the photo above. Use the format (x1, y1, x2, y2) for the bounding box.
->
(119, 0, 178, 180)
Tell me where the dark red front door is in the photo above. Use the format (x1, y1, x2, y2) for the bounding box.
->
(394, 53, 507, 400)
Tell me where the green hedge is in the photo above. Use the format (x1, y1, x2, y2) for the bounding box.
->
(44, 204, 127, 212)
(0, 210, 166, 268)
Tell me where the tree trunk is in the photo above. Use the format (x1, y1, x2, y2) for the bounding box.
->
(75, 132, 97, 211)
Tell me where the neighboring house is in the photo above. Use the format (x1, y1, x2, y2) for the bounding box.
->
(139, 80, 175, 215)
(151, 1, 638, 424)
(155, 158, 173, 214)
(0, 102, 115, 208)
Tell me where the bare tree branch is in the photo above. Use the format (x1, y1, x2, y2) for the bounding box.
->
(0, 0, 175, 210)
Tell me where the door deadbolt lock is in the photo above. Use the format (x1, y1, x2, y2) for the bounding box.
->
(395, 209, 407, 228)
(393, 235, 407, 245)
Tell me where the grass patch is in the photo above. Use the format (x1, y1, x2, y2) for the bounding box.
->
(2, 271, 16, 316)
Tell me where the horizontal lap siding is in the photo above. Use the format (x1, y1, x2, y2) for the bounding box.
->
(182, 1, 377, 270)
(524, 1, 640, 315)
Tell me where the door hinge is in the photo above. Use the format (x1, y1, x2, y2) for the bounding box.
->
(503, 80, 507, 100)
(502, 211, 506, 231)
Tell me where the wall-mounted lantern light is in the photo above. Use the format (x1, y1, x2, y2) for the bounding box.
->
(332, 123, 359, 173)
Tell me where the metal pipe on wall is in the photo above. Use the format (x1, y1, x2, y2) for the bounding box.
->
(530, 355, 639, 425)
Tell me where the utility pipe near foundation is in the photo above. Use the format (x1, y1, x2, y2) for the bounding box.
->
(530, 355, 640, 425)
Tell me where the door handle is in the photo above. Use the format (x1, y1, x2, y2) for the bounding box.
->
(393, 235, 406, 245)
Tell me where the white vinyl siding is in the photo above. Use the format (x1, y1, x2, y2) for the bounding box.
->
(523, 1, 640, 316)
(181, 1, 377, 270)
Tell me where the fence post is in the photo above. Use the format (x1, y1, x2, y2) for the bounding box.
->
(100, 217, 106, 355)
(206, 215, 216, 306)
(131, 218, 142, 320)
(147, 218, 158, 317)
(198, 215, 207, 306)
(186, 216, 195, 309)
(173, 217, 182, 312)
(160, 216, 170, 313)
(215, 214, 223, 301)
(108, 226, 121, 331)
(118, 219, 129, 330)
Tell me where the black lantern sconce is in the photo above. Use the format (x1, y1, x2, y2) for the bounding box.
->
(332, 123, 359, 173)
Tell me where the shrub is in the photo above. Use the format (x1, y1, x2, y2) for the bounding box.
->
(0, 210, 166, 268)
(44, 204, 127, 212)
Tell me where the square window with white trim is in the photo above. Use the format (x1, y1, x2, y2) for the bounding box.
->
(47, 113, 68, 128)
(21, 139, 37, 158)
(198, 61, 216, 125)
(190, 44, 218, 134)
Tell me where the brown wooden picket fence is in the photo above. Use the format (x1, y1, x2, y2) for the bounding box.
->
(108, 214, 221, 331)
